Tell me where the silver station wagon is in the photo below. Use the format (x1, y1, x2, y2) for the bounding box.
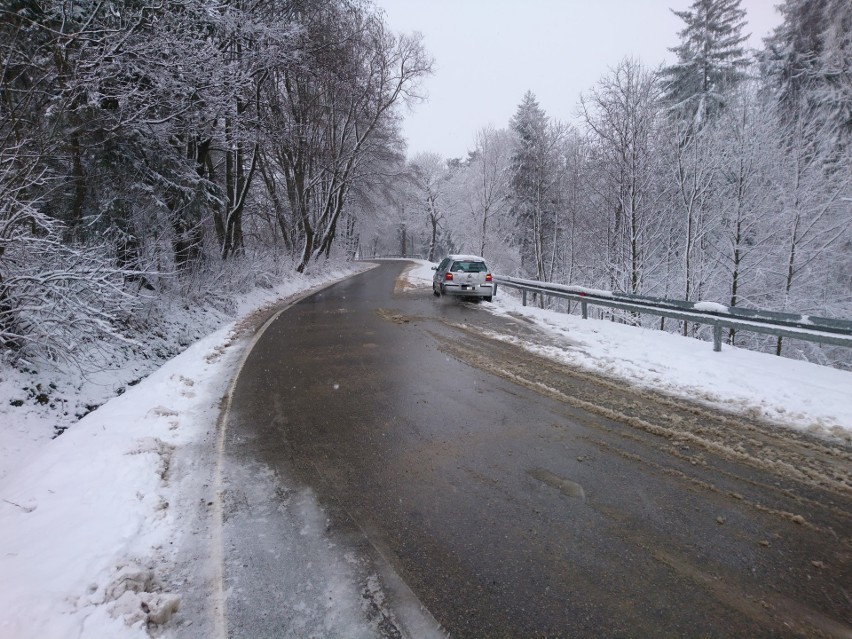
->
(432, 254, 495, 302)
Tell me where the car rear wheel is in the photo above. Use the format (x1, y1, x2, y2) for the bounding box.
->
(485, 296, 493, 302)
(433, 284, 440, 297)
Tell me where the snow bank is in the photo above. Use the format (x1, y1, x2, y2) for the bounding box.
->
(399, 259, 439, 287)
(0, 328, 232, 638)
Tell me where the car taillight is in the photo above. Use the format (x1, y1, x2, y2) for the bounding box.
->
(485, 273, 492, 282)
(444, 272, 453, 281)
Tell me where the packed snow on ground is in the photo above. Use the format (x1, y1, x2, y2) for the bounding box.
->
(0, 261, 376, 639)
(403, 259, 852, 442)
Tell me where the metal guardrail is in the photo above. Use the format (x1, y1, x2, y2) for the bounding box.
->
(608, 290, 852, 335)
(494, 275, 852, 353)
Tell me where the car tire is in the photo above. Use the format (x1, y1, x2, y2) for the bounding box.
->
(433, 284, 440, 297)
(485, 296, 493, 302)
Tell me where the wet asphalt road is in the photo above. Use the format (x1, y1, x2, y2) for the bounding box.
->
(225, 261, 852, 638)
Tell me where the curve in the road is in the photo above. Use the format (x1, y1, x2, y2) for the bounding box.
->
(220, 261, 852, 639)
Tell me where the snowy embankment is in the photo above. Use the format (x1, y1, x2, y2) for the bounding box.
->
(403, 260, 852, 442)
(0, 262, 373, 638)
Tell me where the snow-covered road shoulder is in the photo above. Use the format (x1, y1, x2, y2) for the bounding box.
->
(0, 327, 236, 638)
(406, 260, 852, 442)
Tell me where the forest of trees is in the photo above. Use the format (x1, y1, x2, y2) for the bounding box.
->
(0, 0, 849, 367)
(367, 0, 850, 366)
(0, 0, 430, 363)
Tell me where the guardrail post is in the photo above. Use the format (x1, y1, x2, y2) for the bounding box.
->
(522, 290, 527, 307)
(713, 325, 722, 352)
(581, 300, 588, 319)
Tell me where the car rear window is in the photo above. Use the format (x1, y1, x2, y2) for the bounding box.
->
(451, 261, 487, 273)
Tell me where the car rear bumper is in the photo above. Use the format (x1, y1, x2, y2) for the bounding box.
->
(442, 283, 494, 297)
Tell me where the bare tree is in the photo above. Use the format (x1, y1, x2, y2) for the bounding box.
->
(661, 119, 717, 325)
(261, 3, 431, 272)
(769, 107, 851, 356)
(579, 58, 665, 296)
(409, 153, 449, 261)
(704, 83, 777, 342)
(465, 127, 512, 258)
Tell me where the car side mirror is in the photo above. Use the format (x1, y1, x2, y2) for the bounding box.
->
(431, 266, 437, 270)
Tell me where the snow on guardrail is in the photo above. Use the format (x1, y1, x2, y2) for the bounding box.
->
(694, 301, 729, 313)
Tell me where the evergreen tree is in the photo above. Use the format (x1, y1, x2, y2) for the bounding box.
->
(761, 0, 828, 114)
(661, 0, 750, 127)
(510, 91, 555, 280)
(761, 0, 851, 148)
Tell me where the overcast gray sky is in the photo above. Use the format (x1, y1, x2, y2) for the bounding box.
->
(378, 0, 783, 159)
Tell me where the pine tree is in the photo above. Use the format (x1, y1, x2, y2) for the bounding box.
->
(661, 0, 750, 127)
(510, 91, 554, 281)
(761, 0, 828, 114)
(761, 0, 851, 148)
